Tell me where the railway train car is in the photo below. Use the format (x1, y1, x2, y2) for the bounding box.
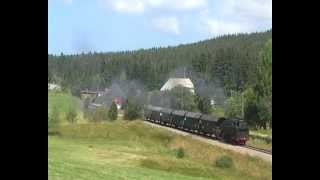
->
(144, 105, 249, 145)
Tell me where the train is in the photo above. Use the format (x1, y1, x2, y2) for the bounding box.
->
(144, 105, 249, 145)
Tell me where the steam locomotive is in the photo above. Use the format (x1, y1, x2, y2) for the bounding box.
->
(144, 105, 249, 145)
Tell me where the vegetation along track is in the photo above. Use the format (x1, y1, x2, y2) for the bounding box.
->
(145, 119, 272, 156)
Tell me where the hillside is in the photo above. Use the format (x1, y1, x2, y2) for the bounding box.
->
(48, 121, 272, 180)
(48, 30, 272, 96)
(48, 91, 84, 125)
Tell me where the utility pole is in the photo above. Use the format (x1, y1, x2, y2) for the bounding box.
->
(241, 92, 244, 119)
(181, 86, 184, 109)
(182, 67, 185, 109)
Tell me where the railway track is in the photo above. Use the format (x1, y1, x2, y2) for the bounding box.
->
(244, 145, 272, 155)
(145, 119, 272, 156)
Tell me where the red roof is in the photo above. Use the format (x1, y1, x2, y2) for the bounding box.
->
(112, 97, 124, 105)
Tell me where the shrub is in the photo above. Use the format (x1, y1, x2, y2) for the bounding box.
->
(124, 98, 142, 120)
(108, 102, 118, 121)
(215, 155, 234, 168)
(176, 147, 185, 159)
(196, 95, 211, 114)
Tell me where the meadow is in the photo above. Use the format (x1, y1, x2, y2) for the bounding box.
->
(48, 92, 271, 180)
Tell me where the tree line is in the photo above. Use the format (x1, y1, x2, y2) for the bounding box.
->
(48, 30, 271, 96)
(48, 30, 272, 129)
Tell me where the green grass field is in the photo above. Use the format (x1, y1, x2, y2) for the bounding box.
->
(49, 121, 272, 180)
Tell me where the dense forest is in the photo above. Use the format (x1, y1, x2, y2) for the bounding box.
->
(48, 30, 271, 95)
(48, 30, 272, 128)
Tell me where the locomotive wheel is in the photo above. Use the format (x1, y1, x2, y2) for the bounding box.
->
(219, 132, 225, 141)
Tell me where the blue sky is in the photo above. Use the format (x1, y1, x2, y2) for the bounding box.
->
(48, 0, 272, 55)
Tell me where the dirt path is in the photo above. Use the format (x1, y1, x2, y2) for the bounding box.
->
(144, 121, 272, 163)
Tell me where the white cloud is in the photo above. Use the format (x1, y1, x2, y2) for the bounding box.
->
(108, 0, 208, 14)
(147, 0, 207, 10)
(201, 0, 271, 36)
(234, 0, 272, 21)
(203, 19, 252, 36)
(112, 0, 145, 14)
(152, 17, 180, 35)
(105, 0, 271, 36)
(217, 0, 272, 22)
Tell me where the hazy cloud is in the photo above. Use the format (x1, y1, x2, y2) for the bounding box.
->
(108, 0, 208, 14)
(203, 19, 252, 35)
(146, 0, 207, 10)
(200, 0, 271, 36)
(152, 16, 180, 35)
(107, 0, 271, 36)
(112, 0, 145, 14)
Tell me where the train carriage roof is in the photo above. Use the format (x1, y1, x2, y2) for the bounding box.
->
(147, 105, 163, 112)
(172, 110, 186, 116)
(186, 112, 202, 119)
(200, 114, 219, 122)
(161, 108, 173, 114)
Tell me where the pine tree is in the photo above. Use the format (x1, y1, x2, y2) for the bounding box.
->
(196, 95, 211, 114)
(108, 102, 118, 121)
(124, 98, 142, 120)
(255, 39, 272, 129)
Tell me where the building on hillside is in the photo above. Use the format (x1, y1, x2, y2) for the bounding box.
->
(88, 103, 102, 110)
(112, 97, 124, 110)
(94, 83, 126, 110)
(80, 90, 99, 100)
(160, 78, 195, 94)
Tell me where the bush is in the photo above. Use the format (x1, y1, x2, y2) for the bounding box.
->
(215, 155, 234, 168)
(225, 91, 243, 118)
(176, 147, 185, 159)
(124, 98, 142, 120)
(108, 102, 118, 121)
(168, 86, 197, 111)
(196, 95, 211, 114)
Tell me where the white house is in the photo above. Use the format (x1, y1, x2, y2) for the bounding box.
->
(160, 78, 195, 94)
(48, 83, 61, 90)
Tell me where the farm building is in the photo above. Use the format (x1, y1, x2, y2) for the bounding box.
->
(94, 83, 126, 110)
(160, 78, 195, 94)
(80, 90, 99, 100)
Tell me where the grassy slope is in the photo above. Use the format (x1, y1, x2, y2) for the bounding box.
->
(248, 129, 272, 151)
(49, 121, 272, 180)
(48, 91, 84, 124)
(48, 91, 79, 114)
(251, 129, 272, 137)
(247, 138, 272, 151)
